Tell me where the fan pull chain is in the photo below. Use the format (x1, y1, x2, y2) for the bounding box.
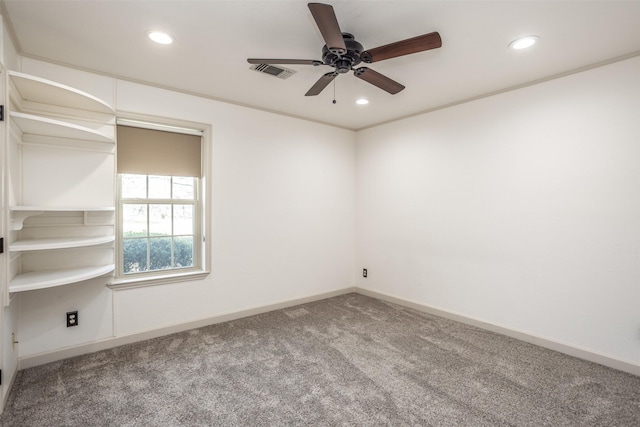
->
(332, 79, 337, 104)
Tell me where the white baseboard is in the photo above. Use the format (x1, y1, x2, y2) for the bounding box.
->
(18, 285, 640, 378)
(355, 287, 640, 377)
(19, 287, 356, 370)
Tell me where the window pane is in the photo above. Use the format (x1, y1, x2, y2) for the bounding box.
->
(149, 237, 172, 271)
(123, 238, 148, 273)
(174, 204, 193, 235)
(173, 177, 195, 200)
(122, 174, 146, 199)
(149, 204, 172, 236)
(173, 236, 193, 268)
(149, 175, 171, 199)
(123, 204, 147, 237)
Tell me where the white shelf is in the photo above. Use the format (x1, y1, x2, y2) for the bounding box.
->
(10, 112, 113, 143)
(10, 206, 114, 212)
(9, 265, 115, 293)
(9, 206, 114, 230)
(9, 71, 114, 114)
(10, 236, 115, 252)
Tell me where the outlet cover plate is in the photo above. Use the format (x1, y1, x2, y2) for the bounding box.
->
(66, 311, 78, 327)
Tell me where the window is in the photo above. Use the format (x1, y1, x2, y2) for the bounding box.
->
(120, 174, 197, 274)
(113, 121, 209, 287)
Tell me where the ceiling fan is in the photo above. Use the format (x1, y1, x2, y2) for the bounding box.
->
(247, 2, 442, 96)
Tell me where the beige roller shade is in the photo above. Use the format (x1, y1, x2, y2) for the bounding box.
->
(117, 125, 202, 177)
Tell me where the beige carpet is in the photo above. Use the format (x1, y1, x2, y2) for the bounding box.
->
(2, 293, 639, 426)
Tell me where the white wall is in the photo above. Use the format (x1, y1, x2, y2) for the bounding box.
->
(19, 279, 114, 356)
(357, 56, 640, 365)
(2, 16, 18, 71)
(17, 58, 356, 355)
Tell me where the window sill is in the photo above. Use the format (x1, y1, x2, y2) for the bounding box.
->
(109, 270, 210, 290)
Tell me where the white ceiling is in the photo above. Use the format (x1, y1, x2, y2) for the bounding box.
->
(2, 1, 640, 130)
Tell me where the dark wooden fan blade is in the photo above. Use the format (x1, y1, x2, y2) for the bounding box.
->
(247, 58, 323, 66)
(308, 3, 347, 55)
(305, 72, 338, 96)
(354, 67, 405, 94)
(362, 32, 442, 63)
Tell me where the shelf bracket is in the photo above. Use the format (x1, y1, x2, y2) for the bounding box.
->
(11, 211, 44, 231)
(0, 105, 3, 121)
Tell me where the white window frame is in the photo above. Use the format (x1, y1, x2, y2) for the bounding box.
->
(110, 114, 211, 289)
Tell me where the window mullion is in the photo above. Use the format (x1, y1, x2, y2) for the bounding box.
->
(171, 204, 175, 268)
(145, 175, 151, 271)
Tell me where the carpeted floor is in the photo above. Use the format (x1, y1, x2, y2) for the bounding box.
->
(1, 293, 639, 426)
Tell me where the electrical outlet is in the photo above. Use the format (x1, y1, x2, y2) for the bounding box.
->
(66, 311, 78, 327)
(363, 268, 367, 278)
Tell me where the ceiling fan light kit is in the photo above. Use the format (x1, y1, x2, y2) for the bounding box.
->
(247, 2, 442, 97)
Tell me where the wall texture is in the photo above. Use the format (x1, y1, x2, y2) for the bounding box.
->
(356, 56, 640, 365)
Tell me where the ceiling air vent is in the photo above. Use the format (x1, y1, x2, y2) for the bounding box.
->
(250, 64, 296, 80)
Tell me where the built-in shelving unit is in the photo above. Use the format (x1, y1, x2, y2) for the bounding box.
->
(3, 71, 116, 298)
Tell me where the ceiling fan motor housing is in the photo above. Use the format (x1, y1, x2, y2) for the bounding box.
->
(322, 33, 363, 72)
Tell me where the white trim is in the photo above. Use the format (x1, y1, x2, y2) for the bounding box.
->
(18, 287, 355, 369)
(355, 287, 640, 377)
(109, 270, 210, 290)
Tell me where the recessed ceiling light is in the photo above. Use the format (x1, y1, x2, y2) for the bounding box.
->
(509, 35, 539, 50)
(147, 30, 174, 45)
(356, 98, 369, 105)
